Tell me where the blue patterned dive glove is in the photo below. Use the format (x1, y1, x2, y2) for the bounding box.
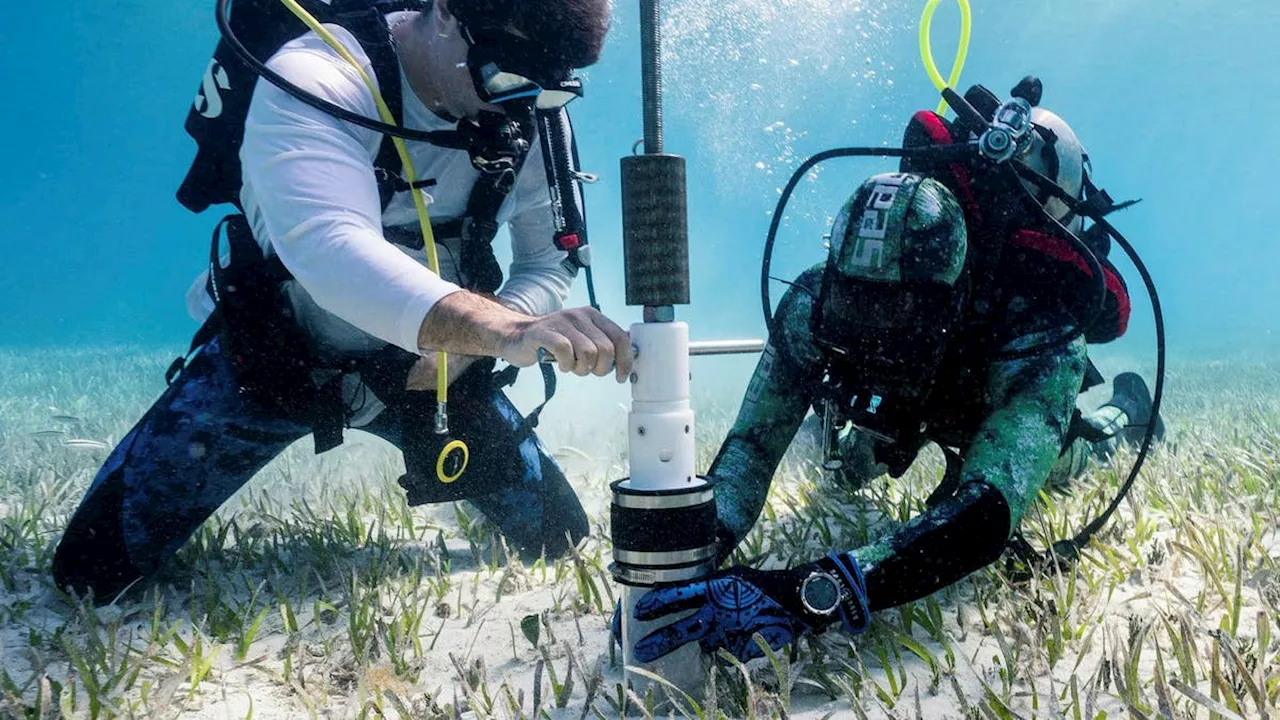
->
(631, 552, 871, 663)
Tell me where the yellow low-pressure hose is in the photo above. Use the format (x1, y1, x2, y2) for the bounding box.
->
(919, 0, 972, 116)
(278, 0, 468, 482)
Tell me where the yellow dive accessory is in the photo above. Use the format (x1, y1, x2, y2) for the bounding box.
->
(919, 0, 972, 116)
(436, 439, 469, 483)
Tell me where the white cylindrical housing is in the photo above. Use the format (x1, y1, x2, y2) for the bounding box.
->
(628, 321, 696, 492)
(617, 319, 711, 710)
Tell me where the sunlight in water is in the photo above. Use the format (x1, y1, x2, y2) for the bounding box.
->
(659, 0, 905, 198)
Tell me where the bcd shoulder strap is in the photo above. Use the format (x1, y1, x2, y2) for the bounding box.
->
(331, 1, 407, 212)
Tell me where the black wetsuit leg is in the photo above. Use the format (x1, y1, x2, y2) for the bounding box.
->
(52, 336, 310, 600)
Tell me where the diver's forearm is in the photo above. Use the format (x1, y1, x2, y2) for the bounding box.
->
(707, 269, 828, 555)
(707, 434, 781, 555)
(709, 342, 821, 556)
(416, 290, 526, 357)
(853, 481, 1011, 610)
(849, 336, 1088, 609)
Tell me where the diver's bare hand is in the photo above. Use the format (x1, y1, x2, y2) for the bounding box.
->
(501, 307, 632, 383)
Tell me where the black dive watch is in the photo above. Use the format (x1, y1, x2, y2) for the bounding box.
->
(799, 569, 844, 617)
(794, 553, 872, 635)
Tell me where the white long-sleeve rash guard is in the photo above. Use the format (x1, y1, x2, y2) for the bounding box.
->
(186, 13, 576, 359)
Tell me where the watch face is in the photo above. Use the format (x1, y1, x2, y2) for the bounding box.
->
(801, 572, 841, 615)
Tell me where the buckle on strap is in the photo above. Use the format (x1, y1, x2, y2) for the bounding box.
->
(487, 362, 558, 429)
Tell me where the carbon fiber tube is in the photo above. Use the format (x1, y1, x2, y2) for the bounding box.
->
(620, 154, 690, 306)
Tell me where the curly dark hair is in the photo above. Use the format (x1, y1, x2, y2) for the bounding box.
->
(451, 0, 612, 69)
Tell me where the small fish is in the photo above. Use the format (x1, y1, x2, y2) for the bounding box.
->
(29, 430, 67, 439)
(554, 446, 592, 463)
(63, 439, 110, 451)
(552, 445, 595, 475)
(51, 415, 83, 424)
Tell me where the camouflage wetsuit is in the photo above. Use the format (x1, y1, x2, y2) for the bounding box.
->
(707, 264, 1130, 612)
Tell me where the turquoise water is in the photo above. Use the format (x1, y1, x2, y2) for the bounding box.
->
(2, 0, 1276, 362)
(0, 6, 1276, 713)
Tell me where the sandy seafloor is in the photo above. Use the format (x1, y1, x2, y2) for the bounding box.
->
(1, 344, 1279, 719)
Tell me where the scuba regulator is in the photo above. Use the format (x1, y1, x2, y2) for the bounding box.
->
(971, 76, 1038, 165)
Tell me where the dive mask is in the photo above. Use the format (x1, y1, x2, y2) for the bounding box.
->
(459, 22, 584, 110)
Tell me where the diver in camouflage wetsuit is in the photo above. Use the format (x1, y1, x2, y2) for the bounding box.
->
(628, 106, 1163, 664)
